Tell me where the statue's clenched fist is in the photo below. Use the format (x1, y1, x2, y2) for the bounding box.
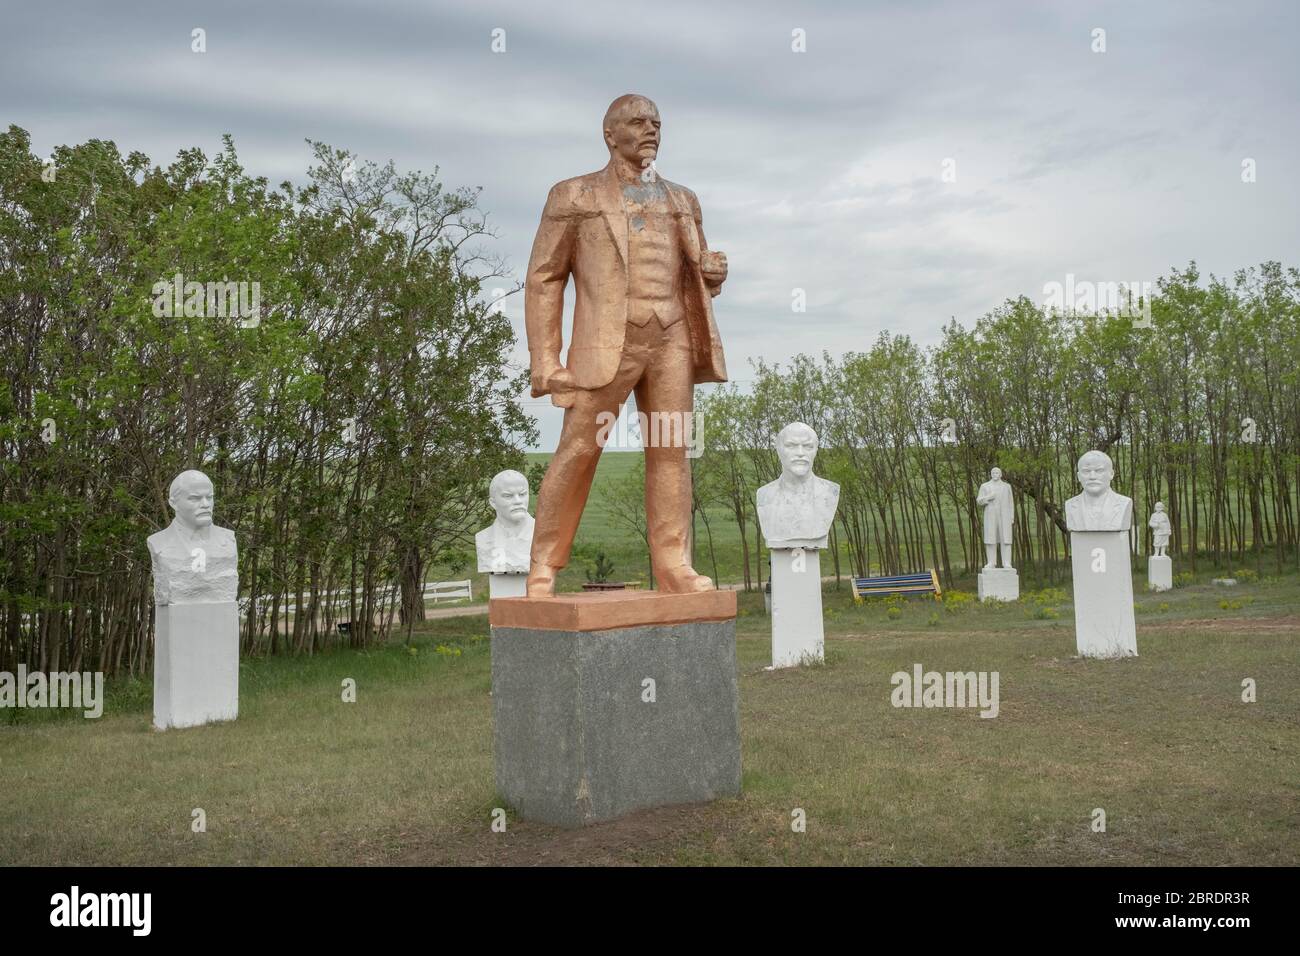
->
(701, 249, 728, 286)
(530, 360, 577, 408)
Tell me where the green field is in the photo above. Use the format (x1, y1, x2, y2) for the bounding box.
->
(444, 450, 1286, 601)
(438, 450, 701, 598)
(526, 449, 663, 587)
(459, 449, 898, 593)
(3, 568, 1296, 866)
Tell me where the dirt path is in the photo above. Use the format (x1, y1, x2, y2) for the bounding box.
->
(1146, 614, 1300, 633)
(424, 604, 488, 619)
(386, 801, 734, 866)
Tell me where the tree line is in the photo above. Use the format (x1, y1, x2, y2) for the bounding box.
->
(693, 262, 1300, 591)
(1, 127, 532, 677)
(4, 126, 1296, 676)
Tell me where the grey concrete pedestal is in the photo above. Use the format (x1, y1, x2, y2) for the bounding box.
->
(489, 591, 740, 827)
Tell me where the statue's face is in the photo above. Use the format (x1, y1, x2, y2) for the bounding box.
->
(172, 475, 214, 530)
(991, 467, 1002, 481)
(605, 98, 660, 168)
(490, 478, 530, 523)
(1077, 454, 1113, 496)
(778, 428, 817, 477)
(1155, 502, 1165, 513)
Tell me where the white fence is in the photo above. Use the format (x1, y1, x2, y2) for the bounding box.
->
(422, 579, 472, 604)
(271, 579, 472, 617)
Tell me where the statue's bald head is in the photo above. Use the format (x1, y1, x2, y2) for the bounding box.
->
(168, 469, 215, 530)
(169, 470, 211, 505)
(776, 422, 818, 478)
(489, 469, 530, 525)
(604, 94, 657, 132)
(1076, 450, 1114, 496)
(603, 94, 661, 166)
(1077, 450, 1113, 474)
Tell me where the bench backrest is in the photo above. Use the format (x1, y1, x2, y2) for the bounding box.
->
(852, 570, 942, 601)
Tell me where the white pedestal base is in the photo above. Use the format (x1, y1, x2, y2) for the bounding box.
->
(154, 601, 240, 730)
(978, 567, 1019, 601)
(769, 549, 825, 669)
(488, 573, 527, 598)
(1070, 532, 1138, 659)
(1148, 555, 1172, 592)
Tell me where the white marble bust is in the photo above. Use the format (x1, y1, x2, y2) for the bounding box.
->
(756, 422, 840, 550)
(147, 469, 238, 605)
(1149, 501, 1171, 556)
(1064, 450, 1133, 532)
(475, 469, 534, 574)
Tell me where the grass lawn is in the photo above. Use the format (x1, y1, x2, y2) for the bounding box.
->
(2, 570, 1296, 866)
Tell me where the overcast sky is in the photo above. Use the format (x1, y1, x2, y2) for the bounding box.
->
(3, 0, 1297, 449)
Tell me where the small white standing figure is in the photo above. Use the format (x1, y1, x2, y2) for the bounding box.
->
(1147, 500, 1173, 592)
(976, 467, 1019, 601)
(1149, 501, 1171, 557)
(976, 467, 1015, 570)
(477, 470, 534, 598)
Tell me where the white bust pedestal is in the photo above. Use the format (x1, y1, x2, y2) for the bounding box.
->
(488, 572, 527, 599)
(977, 567, 1019, 602)
(154, 601, 240, 730)
(1070, 531, 1138, 658)
(768, 548, 825, 669)
(1148, 555, 1172, 592)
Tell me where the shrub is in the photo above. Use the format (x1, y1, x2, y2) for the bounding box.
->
(943, 590, 975, 613)
(1029, 587, 1068, 605)
(585, 551, 616, 584)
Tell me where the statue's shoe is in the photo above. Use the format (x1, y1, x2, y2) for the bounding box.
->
(526, 564, 560, 597)
(656, 565, 714, 592)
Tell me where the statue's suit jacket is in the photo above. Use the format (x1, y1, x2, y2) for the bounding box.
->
(977, 479, 1014, 544)
(1065, 489, 1134, 532)
(146, 521, 238, 605)
(525, 161, 728, 394)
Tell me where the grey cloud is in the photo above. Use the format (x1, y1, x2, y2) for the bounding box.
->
(3, 0, 1296, 449)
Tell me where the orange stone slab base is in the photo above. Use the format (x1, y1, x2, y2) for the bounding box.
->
(489, 588, 736, 632)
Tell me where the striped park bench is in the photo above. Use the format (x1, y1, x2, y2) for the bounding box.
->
(852, 570, 942, 602)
